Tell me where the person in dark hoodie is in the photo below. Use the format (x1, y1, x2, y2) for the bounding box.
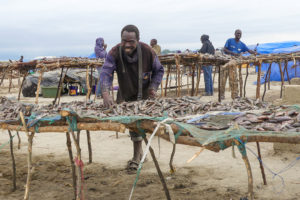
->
(94, 37, 107, 96)
(100, 25, 164, 172)
(199, 34, 215, 96)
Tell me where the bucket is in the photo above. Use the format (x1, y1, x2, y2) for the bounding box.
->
(69, 86, 78, 96)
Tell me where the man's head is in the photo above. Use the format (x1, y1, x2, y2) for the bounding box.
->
(200, 34, 209, 43)
(121, 25, 140, 55)
(150, 39, 157, 47)
(234, 29, 242, 41)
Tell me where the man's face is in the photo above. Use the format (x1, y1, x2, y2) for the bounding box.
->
(150, 40, 155, 47)
(235, 30, 242, 40)
(121, 31, 138, 55)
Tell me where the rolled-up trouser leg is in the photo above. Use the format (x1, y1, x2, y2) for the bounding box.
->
(129, 131, 143, 142)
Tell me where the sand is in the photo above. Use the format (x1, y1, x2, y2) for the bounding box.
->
(1, 68, 300, 200)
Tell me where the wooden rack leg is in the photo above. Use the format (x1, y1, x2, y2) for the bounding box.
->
(8, 130, 17, 191)
(18, 72, 28, 101)
(144, 137, 171, 200)
(17, 131, 21, 149)
(239, 65, 243, 97)
(53, 67, 64, 105)
(8, 70, 13, 93)
(66, 132, 77, 199)
(191, 64, 195, 96)
(175, 56, 181, 97)
(187, 66, 190, 95)
(279, 61, 284, 98)
(256, 63, 262, 100)
(169, 143, 176, 173)
(195, 65, 201, 96)
(256, 142, 267, 185)
(86, 130, 92, 164)
(262, 63, 272, 101)
(284, 61, 291, 85)
(218, 65, 221, 102)
(86, 65, 91, 102)
(164, 65, 170, 97)
(24, 132, 35, 200)
(234, 139, 253, 200)
(243, 64, 249, 97)
(268, 64, 272, 90)
(35, 69, 44, 105)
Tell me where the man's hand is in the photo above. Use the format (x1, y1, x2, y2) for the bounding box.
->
(148, 88, 156, 99)
(102, 91, 114, 108)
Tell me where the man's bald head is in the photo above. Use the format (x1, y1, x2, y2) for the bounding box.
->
(234, 29, 242, 41)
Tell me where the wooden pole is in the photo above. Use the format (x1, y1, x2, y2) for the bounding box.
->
(268, 63, 272, 90)
(212, 65, 217, 90)
(35, 68, 44, 105)
(18, 72, 28, 101)
(239, 65, 243, 97)
(175, 56, 181, 97)
(195, 64, 201, 96)
(86, 130, 92, 164)
(20, 111, 35, 200)
(164, 65, 170, 97)
(53, 67, 64, 105)
(169, 143, 176, 173)
(187, 66, 190, 95)
(218, 65, 221, 102)
(191, 64, 195, 96)
(262, 63, 272, 101)
(284, 60, 291, 85)
(8, 70, 13, 93)
(89, 66, 93, 99)
(66, 132, 77, 199)
(243, 64, 249, 97)
(256, 142, 267, 185)
(144, 137, 171, 200)
(278, 61, 285, 98)
(57, 68, 68, 105)
(256, 62, 262, 100)
(8, 130, 17, 191)
(17, 131, 21, 149)
(86, 65, 91, 102)
(234, 139, 253, 200)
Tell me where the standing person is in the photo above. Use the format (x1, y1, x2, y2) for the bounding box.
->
(100, 25, 164, 172)
(94, 37, 107, 97)
(150, 39, 161, 55)
(220, 29, 256, 99)
(199, 34, 215, 96)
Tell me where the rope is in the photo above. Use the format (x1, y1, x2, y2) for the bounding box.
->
(129, 118, 172, 200)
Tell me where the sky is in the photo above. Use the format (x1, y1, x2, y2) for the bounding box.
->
(1, 0, 300, 60)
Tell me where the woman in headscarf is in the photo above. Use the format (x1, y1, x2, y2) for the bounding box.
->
(94, 37, 107, 97)
(199, 34, 215, 96)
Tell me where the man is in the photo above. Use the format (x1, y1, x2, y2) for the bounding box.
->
(199, 34, 215, 96)
(220, 29, 256, 99)
(100, 25, 164, 171)
(94, 37, 107, 97)
(150, 39, 161, 55)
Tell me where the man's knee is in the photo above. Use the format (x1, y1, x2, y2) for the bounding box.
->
(129, 131, 143, 142)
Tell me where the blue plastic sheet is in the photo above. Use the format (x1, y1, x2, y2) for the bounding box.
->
(252, 41, 300, 83)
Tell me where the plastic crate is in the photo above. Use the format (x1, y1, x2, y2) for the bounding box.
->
(42, 87, 58, 98)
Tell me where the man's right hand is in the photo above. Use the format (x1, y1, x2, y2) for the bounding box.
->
(102, 91, 114, 108)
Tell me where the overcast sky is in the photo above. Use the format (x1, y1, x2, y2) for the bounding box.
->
(1, 0, 300, 60)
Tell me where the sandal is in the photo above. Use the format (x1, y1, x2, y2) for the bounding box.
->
(126, 160, 139, 173)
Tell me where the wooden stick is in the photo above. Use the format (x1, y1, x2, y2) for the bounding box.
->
(35, 68, 44, 105)
(239, 65, 243, 97)
(234, 139, 253, 200)
(86, 65, 91, 102)
(57, 68, 68, 105)
(256, 142, 267, 185)
(262, 63, 272, 101)
(268, 63, 272, 90)
(53, 67, 64, 105)
(24, 131, 35, 200)
(175, 56, 180, 97)
(284, 60, 291, 85)
(77, 130, 81, 146)
(191, 64, 195, 96)
(279, 61, 285, 98)
(86, 130, 92, 164)
(169, 143, 176, 173)
(195, 65, 201, 96)
(187, 66, 190, 95)
(8, 70, 13, 93)
(8, 130, 17, 191)
(164, 65, 170, 97)
(243, 64, 249, 97)
(256, 62, 262, 100)
(17, 131, 21, 149)
(66, 132, 77, 199)
(144, 137, 171, 200)
(212, 65, 217, 90)
(218, 65, 221, 102)
(18, 72, 28, 101)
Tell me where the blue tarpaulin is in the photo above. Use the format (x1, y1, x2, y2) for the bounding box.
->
(253, 41, 300, 83)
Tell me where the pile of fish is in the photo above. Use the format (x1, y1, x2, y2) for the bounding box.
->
(1, 96, 300, 132)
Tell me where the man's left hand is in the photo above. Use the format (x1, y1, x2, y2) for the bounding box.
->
(148, 89, 156, 99)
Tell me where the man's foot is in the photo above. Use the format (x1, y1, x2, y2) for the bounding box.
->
(126, 160, 139, 173)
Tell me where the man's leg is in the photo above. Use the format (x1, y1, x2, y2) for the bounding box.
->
(203, 66, 210, 95)
(207, 66, 213, 95)
(129, 131, 143, 163)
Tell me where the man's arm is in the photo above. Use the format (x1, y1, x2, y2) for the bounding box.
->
(149, 56, 164, 90)
(100, 54, 116, 93)
(199, 43, 208, 54)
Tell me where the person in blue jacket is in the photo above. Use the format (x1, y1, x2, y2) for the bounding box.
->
(220, 29, 257, 99)
(94, 37, 107, 97)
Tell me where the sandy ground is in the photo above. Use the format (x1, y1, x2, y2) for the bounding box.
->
(1, 68, 300, 200)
